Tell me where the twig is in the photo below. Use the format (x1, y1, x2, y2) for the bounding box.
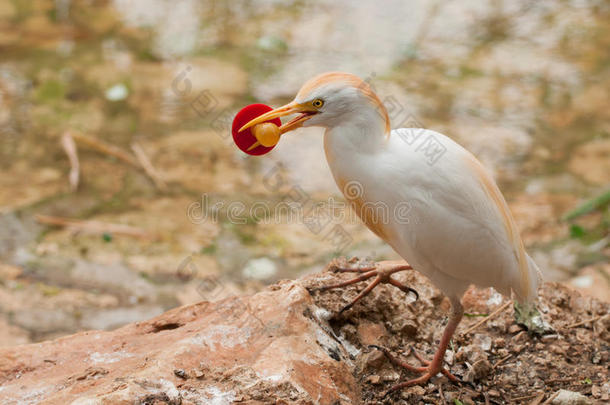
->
(546, 377, 581, 384)
(71, 132, 140, 167)
(528, 392, 545, 405)
(510, 393, 542, 403)
(61, 132, 80, 191)
(438, 382, 447, 405)
(492, 353, 512, 370)
(461, 300, 511, 335)
(130, 142, 167, 191)
(71, 132, 168, 191)
(566, 314, 606, 329)
(542, 391, 560, 405)
(35, 214, 155, 240)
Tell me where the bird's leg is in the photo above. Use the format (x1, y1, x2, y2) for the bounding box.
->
(311, 260, 418, 313)
(377, 298, 464, 398)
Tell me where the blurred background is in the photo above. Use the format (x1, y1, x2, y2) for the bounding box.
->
(0, 0, 608, 346)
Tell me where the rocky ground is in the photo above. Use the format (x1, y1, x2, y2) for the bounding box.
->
(0, 259, 607, 405)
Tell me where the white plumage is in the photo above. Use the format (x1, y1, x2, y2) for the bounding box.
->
(240, 71, 542, 393)
(325, 125, 541, 304)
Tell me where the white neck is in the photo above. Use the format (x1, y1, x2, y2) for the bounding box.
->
(323, 109, 388, 156)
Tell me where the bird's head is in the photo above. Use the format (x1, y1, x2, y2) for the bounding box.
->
(239, 72, 390, 137)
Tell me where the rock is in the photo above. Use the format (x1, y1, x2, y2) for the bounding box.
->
(366, 374, 381, 384)
(242, 257, 277, 280)
(356, 349, 385, 374)
(593, 382, 610, 401)
(493, 337, 506, 348)
(406, 385, 426, 397)
(357, 320, 387, 346)
(0, 281, 360, 404)
(395, 319, 418, 337)
(456, 343, 486, 364)
(464, 357, 493, 383)
(550, 389, 592, 405)
(444, 349, 455, 365)
(473, 333, 492, 351)
(0, 263, 608, 403)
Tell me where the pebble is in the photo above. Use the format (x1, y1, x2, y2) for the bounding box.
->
(397, 320, 418, 337)
(356, 350, 385, 374)
(512, 330, 528, 343)
(242, 257, 277, 280)
(493, 337, 505, 348)
(407, 385, 426, 397)
(444, 349, 454, 365)
(464, 358, 492, 382)
(508, 324, 523, 334)
(473, 333, 492, 351)
(550, 389, 591, 405)
(380, 370, 400, 382)
(366, 374, 381, 384)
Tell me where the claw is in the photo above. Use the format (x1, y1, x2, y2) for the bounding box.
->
(314, 260, 416, 314)
(369, 344, 462, 399)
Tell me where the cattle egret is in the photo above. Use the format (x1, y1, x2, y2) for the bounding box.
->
(239, 72, 542, 394)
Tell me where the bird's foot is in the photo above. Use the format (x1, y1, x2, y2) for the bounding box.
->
(310, 259, 418, 313)
(369, 345, 460, 398)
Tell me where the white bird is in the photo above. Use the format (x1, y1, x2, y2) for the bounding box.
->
(239, 72, 542, 394)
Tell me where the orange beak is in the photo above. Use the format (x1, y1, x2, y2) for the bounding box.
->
(238, 101, 317, 135)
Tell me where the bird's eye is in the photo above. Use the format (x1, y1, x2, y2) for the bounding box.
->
(312, 99, 324, 108)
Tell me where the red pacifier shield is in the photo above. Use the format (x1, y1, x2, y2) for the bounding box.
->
(232, 104, 281, 156)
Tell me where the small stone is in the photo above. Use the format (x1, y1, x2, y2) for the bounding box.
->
(534, 357, 546, 365)
(366, 374, 381, 384)
(357, 321, 387, 346)
(105, 83, 128, 101)
(407, 385, 426, 396)
(550, 389, 591, 405)
(444, 349, 454, 366)
(464, 358, 492, 383)
(380, 369, 400, 382)
(599, 382, 610, 401)
(242, 257, 277, 280)
(493, 337, 505, 348)
(512, 344, 525, 353)
(550, 344, 566, 355)
(173, 369, 188, 379)
(488, 389, 500, 397)
(591, 385, 601, 398)
(508, 324, 523, 334)
(473, 333, 492, 351)
(512, 330, 528, 344)
(356, 350, 385, 374)
(397, 320, 418, 337)
(591, 350, 601, 364)
(496, 348, 510, 357)
(456, 344, 485, 364)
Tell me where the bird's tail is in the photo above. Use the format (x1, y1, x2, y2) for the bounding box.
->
(513, 253, 553, 335)
(513, 251, 542, 305)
